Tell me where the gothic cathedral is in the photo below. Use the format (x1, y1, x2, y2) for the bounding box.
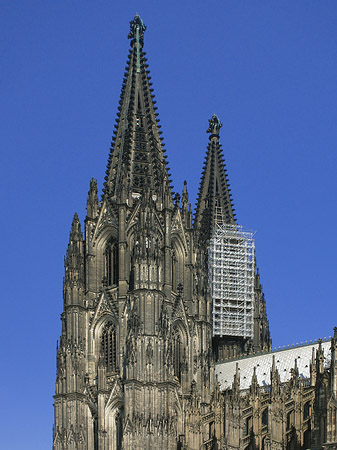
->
(53, 16, 337, 450)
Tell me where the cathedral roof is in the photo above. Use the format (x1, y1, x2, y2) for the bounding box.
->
(215, 339, 331, 391)
(103, 15, 171, 201)
(194, 115, 235, 242)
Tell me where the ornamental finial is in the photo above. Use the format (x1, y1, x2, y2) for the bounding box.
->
(207, 114, 222, 136)
(128, 14, 146, 44)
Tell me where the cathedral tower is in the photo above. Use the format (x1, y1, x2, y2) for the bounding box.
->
(53, 15, 221, 450)
(53, 15, 337, 450)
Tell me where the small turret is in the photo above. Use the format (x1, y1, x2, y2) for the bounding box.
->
(330, 327, 337, 397)
(287, 358, 300, 395)
(270, 355, 281, 399)
(86, 178, 99, 219)
(310, 346, 317, 386)
(63, 213, 84, 307)
(250, 366, 259, 397)
(181, 180, 192, 228)
(64, 213, 84, 286)
(253, 264, 272, 353)
(316, 338, 325, 375)
(232, 362, 240, 394)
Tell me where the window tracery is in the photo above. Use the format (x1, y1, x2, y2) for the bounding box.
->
(172, 240, 184, 293)
(104, 239, 118, 286)
(172, 327, 182, 380)
(172, 249, 177, 292)
(101, 322, 117, 373)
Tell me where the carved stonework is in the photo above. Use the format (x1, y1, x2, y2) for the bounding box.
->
(128, 15, 146, 45)
(206, 114, 222, 136)
(53, 15, 333, 450)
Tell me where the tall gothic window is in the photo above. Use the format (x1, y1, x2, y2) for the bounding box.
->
(286, 410, 294, 431)
(93, 416, 98, 450)
(172, 250, 177, 292)
(303, 401, 310, 420)
(243, 416, 252, 436)
(129, 256, 135, 291)
(104, 239, 118, 286)
(101, 322, 117, 373)
(172, 328, 182, 380)
(172, 242, 184, 293)
(115, 412, 123, 449)
(262, 408, 268, 428)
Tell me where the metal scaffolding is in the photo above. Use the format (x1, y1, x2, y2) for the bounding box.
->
(209, 224, 255, 339)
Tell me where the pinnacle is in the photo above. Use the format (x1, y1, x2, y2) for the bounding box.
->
(90, 178, 97, 190)
(128, 14, 146, 45)
(71, 212, 81, 236)
(207, 114, 222, 137)
(72, 212, 79, 224)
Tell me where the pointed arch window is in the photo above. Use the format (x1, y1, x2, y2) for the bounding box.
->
(303, 401, 311, 420)
(93, 415, 98, 450)
(172, 250, 177, 292)
(129, 256, 135, 291)
(104, 239, 118, 286)
(262, 408, 268, 429)
(115, 411, 123, 449)
(101, 322, 117, 373)
(172, 241, 185, 294)
(286, 410, 294, 431)
(172, 327, 182, 381)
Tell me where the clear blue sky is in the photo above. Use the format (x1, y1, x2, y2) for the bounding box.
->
(1, 1, 337, 448)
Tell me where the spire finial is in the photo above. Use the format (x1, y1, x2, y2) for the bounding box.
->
(128, 14, 146, 44)
(70, 212, 81, 237)
(207, 114, 222, 137)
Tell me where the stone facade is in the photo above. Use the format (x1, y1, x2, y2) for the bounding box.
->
(53, 15, 337, 450)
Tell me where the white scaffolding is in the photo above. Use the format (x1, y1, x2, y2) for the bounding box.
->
(209, 224, 255, 339)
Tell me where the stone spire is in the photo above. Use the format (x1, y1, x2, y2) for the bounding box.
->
(194, 114, 235, 243)
(64, 213, 84, 291)
(103, 14, 171, 203)
(232, 362, 240, 393)
(86, 178, 99, 219)
(250, 366, 259, 397)
(330, 327, 337, 397)
(316, 338, 325, 375)
(270, 355, 281, 399)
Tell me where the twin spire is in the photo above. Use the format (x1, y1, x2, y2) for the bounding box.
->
(103, 15, 235, 234)
(103, 15, 170, 201)
(194, 114, 236, 241)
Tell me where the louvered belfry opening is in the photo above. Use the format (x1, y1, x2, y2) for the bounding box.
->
(172, 328, 182, 381)
(104, 239, 118, 286)
(101, 322, 117, 373)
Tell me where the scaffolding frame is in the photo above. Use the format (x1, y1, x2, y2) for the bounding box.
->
(209, 223, 255, 339)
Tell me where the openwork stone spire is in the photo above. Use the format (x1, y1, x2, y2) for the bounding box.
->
(194, 114, 235, 243)
(103, 14, 171, 203)
(53, 17, 334, 450)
